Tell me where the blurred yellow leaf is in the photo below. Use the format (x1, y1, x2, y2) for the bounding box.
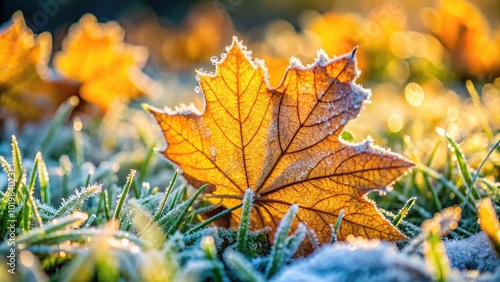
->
(161, 3, 234, 71)
(478, 198, 500, 256)
(424, 0, 500, 77)
(146, 38, 413, 253)
(54, 14, 156, 111)
(0, 11, 69, 121)
(306, 13, 364, 58)
(306, 5, 408, 76)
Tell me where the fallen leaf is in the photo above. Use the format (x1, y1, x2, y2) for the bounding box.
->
(146, 37, 413, 250)
(0, 11, 67, 122)
(54, 14, 156, 111)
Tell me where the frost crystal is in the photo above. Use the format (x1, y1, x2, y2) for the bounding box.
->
(315, 49, 329, 66)
(289, 57, 302, 68)
(444, 232, 499, 273)
(164, 103, 202, 116)
(272, 239, 434, 282)
(270, 237, 494, 281)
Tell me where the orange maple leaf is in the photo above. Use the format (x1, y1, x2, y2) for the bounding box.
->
(0, 11, 67, 121)
(54, 14, 156, 111)
(145, 38, 413, 248)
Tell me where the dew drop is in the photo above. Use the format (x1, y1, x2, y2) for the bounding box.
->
(210, 56, 218, 65)
(194, 86, 201, 93)
(195, 75, 200, 81)
(221, 53, 227, 59)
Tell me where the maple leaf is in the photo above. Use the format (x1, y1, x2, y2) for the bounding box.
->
(145, 37, 413, 249)
(0, 11, 68, 121)
(54, 14, 157, 111)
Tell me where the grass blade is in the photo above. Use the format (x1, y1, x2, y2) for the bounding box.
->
(266, 204, 298, 278)
(166, 185, 186, 212)
(18, 229, 147, 249)
(85, 214, 96, 227)
(14, 212, 88, 246)
(237, 189, 254, 253)
(153, 170, 178, 222)
(11, 135, 23, 181)
(330, 209, 344, 243)
(180, 213, 195, 233)
(21, 157, 40, 230)
(423, 224, 450, 282)
(0, 170, 24, 235)
(440, 130, 472, 187)
(60, 155, 72, 199)
(461, 139, 500, 211)
(139, 171, 178, 233)
(420, 207, 461, 282)
(417, 164, 475, 211)
(72, 117, 84, 168)
(39, 96, 79, 156)
(284, 222, 307, 259)
(201, 236, 225, 282)
(36, 152, 51, 205)
(0, 156, 11, 176)
(103, 189, 111, 221)
(392, 197, 416, 227)
(167, 185, 207, 234)
(113, 170, 136, 220)
(186, 204, 242, 235)
(225, 251, 264, 282)
(438, 129, 480, 207)
(156, 184, 207, 235)
(56, 184, 103, 217)
(0, 156, 16, 228)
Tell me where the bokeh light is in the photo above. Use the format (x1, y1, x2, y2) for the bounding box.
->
(388, 113, 404, 133)
(405, 83, 425, 107)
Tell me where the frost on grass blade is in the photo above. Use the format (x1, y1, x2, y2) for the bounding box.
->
(16, 212, 88, 246)
(157, 184, 207, 235)
(56, 184, 102, 217)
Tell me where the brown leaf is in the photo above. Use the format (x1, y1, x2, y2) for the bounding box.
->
(146, 37, 413, 251)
